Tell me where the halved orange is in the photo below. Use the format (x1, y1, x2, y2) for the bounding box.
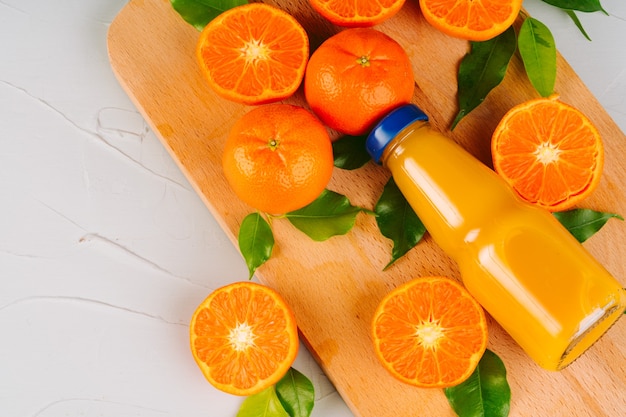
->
(196, 3, 309, 105)
(372, 277, 488, 388)
(419, 0, 523, 41)
(309, 0, 406, 27)
(190, 281, 299, 396)
(492, 95, 604, 212)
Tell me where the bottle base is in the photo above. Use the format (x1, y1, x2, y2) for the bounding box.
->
(556, 298, 625, 370)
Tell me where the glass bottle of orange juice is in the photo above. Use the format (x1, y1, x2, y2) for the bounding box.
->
(366, 104, 626, 371)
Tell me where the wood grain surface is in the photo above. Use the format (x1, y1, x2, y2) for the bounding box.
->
(107, 1, 626, 415)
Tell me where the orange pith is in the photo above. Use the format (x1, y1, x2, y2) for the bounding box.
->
(309, 0, 406, 27)
(372, 277, 488, 388)
(492, 96, 604, 212)
(222, 104, 334, 214)
(419, 0, 523, 41)
(190, 281, 299, 396)
(304, 28, 415, 136)
(195, 3, 309, 105)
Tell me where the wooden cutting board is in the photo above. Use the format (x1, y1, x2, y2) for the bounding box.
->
(107, 1, 626, 415)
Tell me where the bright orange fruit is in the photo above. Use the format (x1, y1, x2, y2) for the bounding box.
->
(196, 3, 309, 105)
(372, 277, 488, 388)
(492, 95, 604, 212)
(304, 28, 414, 136)
(309, 0, 406, 27)
(222, 104, 334, 214)
(190, 281, 299, 396)
(419, 0, 523, 41)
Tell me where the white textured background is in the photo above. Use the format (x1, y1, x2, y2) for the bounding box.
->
(1, 1, 625, 416)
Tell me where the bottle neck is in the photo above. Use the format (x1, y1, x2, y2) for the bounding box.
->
(381, 122, 523, 254)
(380, 121, 430, 167)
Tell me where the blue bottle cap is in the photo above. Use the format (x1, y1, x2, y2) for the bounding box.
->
(366, 104, 429, 164)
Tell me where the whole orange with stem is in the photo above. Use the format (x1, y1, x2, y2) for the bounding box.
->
(195, 3, 309, 105)
(308, 0, 406, 27)
(304, 28, 415, 136)
(492, 95, 604, 212)
(419, 0, 523, 41)
(222, 104, 334, 215)
(190, 281, 299, 396)
(372, 276, 488, 388)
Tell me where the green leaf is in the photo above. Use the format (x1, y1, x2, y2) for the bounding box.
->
(553, 208, 623, 243)
(237, 386, 290, 417)
(332, 134, 371, 170)
(444, 349, 511, 417)
(565, 10, 592, 41)
(276, 368, 315, 417)
(170, 0, 248, 31)
(518, 17, 557, 97)
(375, 177, 426, 269)
(451, 26, 517, 130)
(238, 212, 274, 278)
(540, 0, 607, 14)
(286, 189, 365, 241)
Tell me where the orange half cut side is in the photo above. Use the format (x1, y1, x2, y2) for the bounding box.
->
(309, 0, 406, 27)
(419, 0, 523, 41)
(372, 277, 488, 388)
(196, 3, 309, 105)
(190, 281, 299, 396)
(492, 95, 604, 211)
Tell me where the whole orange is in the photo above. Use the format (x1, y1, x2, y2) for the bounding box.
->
(304, 28, 415, 136)
(222, 104, 334, 214)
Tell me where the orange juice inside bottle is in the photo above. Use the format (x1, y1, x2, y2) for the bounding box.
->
(367, 104, 626, 370)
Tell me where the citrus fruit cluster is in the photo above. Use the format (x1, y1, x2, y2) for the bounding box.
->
(190, 0, 498, 395)
(196, 2, 416, 215)
(188, 0, 606, 402)
(195, 1, 532, 215)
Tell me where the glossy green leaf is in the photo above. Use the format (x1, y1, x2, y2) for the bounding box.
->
(238, 212, 274, 278)
(540, 0, 607, 14)
(375, 177, 426, 269)
(565, 10, 592, 41)
(170, 0, 248, 31)
(237, 386, 290, 417)
(518, 17, 557, 97)
(276, 368, 315, 417)
(553, 208, 623, 243)
(332, 134, 371, 170)
(286, 189, 365, 241)
(451, 26, 517, 130)
(444, 349, 511, 417)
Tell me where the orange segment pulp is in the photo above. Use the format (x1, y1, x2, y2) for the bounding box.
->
(492, 95, 604, 212)
(190, 281, 299, 396)
(372, 277, 488, 388)
(309, 0, 406, 27)
(196, 3, 309, 105)
(419, 0, 523, 41)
